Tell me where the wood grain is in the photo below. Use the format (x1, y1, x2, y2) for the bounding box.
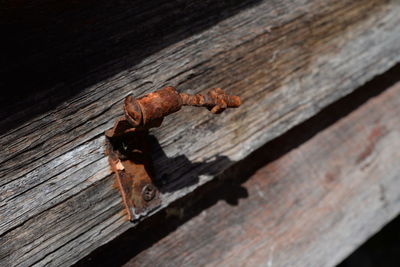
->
(1, 0, 400, 265)
(120, 80, 400, 267)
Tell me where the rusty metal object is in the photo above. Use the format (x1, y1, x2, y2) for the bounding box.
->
(105, 86, 240, 221)
(106, 130, 160, 221)
(142, 184, 156, 202)
(180, 87, 241, 114)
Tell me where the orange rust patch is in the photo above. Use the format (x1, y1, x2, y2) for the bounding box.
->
(356, 125, 387, 164)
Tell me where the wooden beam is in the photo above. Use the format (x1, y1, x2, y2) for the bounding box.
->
(1, 0, 400, 265)
(116, 80, 400, 267)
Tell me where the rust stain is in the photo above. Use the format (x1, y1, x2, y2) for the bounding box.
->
(325, 171, 337, 184)
(323, 166, 341, 189)
(356, 125, 387, 164)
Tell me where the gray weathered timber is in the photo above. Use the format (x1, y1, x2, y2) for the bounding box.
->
(124, 80, 400, 267)
(1, 0, 400, 265)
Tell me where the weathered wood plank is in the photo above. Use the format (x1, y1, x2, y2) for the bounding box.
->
(119, 80, 400, 267)
(1, 0, 400, 265)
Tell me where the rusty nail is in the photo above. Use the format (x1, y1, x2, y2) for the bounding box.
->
(106, 86, 240, 221)
(142, 184, 156, 201)
(123, 86, 241, 130)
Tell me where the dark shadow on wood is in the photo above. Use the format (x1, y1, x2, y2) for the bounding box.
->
(74, 63, 400, 267)
(0, 0, 261, 134)
(148, 134, 234, 193)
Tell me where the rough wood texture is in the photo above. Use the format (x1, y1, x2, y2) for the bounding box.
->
(1, 0, 400, 265)
(119, 80, 400, 267)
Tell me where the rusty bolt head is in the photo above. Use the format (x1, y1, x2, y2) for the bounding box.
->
(142, 184, 156, 201)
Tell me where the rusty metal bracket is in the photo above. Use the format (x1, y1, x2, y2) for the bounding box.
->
(105, 86, 241, 221)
